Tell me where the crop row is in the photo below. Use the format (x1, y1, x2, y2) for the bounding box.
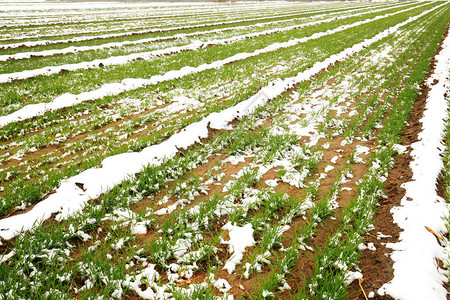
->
(0, 2, 437, 221)
(0, 2, 449, 299)
(1, 3, 397, 60)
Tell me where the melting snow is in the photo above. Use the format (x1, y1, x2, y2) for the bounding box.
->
(0, 4, 439, 240)
(222, 222, 255, 274)
(378, 17, 450, 300)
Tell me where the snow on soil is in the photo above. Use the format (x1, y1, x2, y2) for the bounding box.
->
(0, 3, 384, 62)
(222, 222, 255, 274)
(0, 2, 422, 129)
(0, 4, 441, 241)
(377, 24, 450, 300)
(1, 5, 368, 82)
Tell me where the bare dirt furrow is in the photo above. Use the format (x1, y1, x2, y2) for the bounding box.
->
(348, 24, 450, 300)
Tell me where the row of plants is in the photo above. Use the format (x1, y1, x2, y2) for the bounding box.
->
(1, 4, 446, 299)
(1, 2, 358, 47)
(0, 0, 417, 106)
(0, 2, 435, 219)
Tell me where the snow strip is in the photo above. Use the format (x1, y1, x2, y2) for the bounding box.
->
(2, 7, 318, 34)
(1, 3, 385, 42)
(0, 4, 441, 241)
(0, 3, 393, 62)
(0, 2, 270, 23)
(377, 25, 450, 300)
(2, 2, 319, 28)
(0, 4, 367, 51)
(0, 13, 293, 50)
(0, 2, 410, 83)
(0, 2, 427, 128)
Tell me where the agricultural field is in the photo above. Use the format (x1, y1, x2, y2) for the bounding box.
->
(0, 0, 449, 299)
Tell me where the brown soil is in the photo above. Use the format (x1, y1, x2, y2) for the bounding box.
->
(346, 25, 449, 300)
(121, 50, 389, 298)
(346, 152, 409, 300)
(1, 20, 432, 299)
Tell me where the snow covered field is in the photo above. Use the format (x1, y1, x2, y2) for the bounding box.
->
(0, 1, 449, 299)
